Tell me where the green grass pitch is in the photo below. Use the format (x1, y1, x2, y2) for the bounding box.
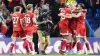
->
(0, 54, 99, 56)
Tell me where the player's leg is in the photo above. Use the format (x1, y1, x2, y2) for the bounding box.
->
(81, 28, 90, 54)
(59, 35, 69, 55)
(64, 34, 73, 54)
(75, 28, 83, 54)
(22, 38, 30, 53)
(37, 30, 46, 54)
(82, 37, 90, 54)
(26, 35, 34, 52)
(9, 31, 17, 53)
(71, 30, 76, 49)
(19, 31, 30, 53)
(75, 37, 83, 54)
(23, 31, 36, 54)
(67, 34, 73, 53)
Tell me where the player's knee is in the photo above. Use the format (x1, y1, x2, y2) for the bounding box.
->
(23, 40, 29, 48)
(82, 37, 87, 42)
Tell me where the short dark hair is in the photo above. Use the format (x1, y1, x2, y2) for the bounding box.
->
(78, 3, 85, 9)
(14, 6, 22, 12)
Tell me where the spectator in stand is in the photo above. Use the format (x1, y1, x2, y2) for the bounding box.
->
(0, 5, 8, 35)
(7, 0, 25, 12)
(22, 0, 40, 10)
(92, 0, 100, 16)
(0, 0, 3, 5)
(0, 0, 13, 37)
(50, 0, 61, 37)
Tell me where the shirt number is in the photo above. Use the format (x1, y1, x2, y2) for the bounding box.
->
(24, 17, 31, 23)
(12, 17, 19, 24)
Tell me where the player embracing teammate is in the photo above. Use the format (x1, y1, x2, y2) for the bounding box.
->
(23, 4, 37, 55)
(57, 4, 73, 55)
(71, 3, 90, 54)
(9, 4, 36, 55)
(58, 3, 91, 55)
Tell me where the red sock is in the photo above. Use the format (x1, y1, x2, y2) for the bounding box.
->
(60, 40, 67, 51)
(23, 40, 30, 53)
(25, 45, 30, 53)
(29, 42, 33, 51)
(9, 43, 14, 53)
(69, 42, 73, 51)
(85, 42, 90, 50)
(66, 43, 69, 51)
(72, 42, 76, 48)
(77, 42, 82, 51)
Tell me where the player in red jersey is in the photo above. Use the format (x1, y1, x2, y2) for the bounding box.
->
(9, 6, 33, 54)
(72, 3, 90, 54)
(57, 4, 73, 55)
(23, 4, 36, 54)
(69, 5, 79, 52)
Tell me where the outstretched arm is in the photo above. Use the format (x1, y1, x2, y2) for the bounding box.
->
(72, 12, 81, 18)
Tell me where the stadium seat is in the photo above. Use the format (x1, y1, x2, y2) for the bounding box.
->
(95, 20, 100, 26)
(94, 13, 100, 19)
(90, 24, 99, 32)
(86, 14, 92, 17)
(87, 19, 95, 24)
(96, 8, 100, 12)
(87, 8, 92, 13)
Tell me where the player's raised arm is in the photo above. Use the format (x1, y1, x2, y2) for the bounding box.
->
(19, 8, 23, 28)
(21, 0, 26, 9)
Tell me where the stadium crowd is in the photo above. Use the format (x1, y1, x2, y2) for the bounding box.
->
(0, 0, 100, 55)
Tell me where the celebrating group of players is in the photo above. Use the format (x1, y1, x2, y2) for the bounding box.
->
(57, 3, 90, 55)
(6, 1, 91, 55)
(9, 4, 37, 55)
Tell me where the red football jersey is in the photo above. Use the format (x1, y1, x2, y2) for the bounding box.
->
(58, 8, 71, 35)
(60, 7, 71, 20)
(11, 12, 23, 31)
(59, 7, 71, 26)
(69, 7, 79, 32)
(69, 18, 77, 30)
(23, 11, 34, 27)
(75, 12, 86, 37)
(77, 12, 85, 25)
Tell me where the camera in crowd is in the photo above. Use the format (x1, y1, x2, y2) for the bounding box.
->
(39, 4, 51, 20)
